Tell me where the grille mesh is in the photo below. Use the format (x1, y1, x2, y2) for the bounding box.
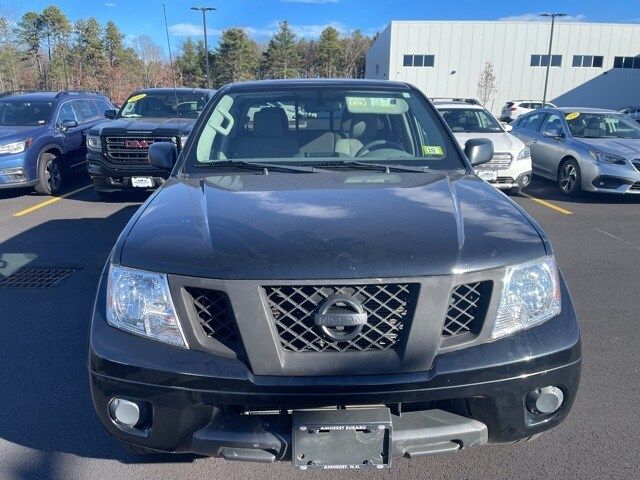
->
(482, 152, 512, 170)
(630, 182, 640, 191)
(0, 267, 76, 288)
(264, 284, 417, 353)
(443, 282, 492, 337)
(105, 136, 174, 164)
(186, 288, 240, 350)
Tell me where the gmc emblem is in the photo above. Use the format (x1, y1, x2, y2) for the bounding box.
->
(124, 139, 152, 149)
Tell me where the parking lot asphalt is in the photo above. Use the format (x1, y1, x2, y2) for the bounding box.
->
(0, 174, 638, 480)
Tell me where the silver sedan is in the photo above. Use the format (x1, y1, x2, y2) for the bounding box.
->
(511, 107, 640, 196)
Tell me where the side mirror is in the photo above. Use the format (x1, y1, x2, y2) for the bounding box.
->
(59, 120, 78, 131)
(542, 128, 564, 139)
(464, 138, 494, 166)
(105, 109, 117, 119)
(503, 124, 513, 132)
(149, 142, 177, 170)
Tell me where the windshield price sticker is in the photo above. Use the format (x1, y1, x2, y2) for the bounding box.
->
(565, 112, 580, 120)
(127, 93, 147, 103)
(422, 145, 444, 156)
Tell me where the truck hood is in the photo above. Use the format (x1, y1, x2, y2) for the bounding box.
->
(451, 131, 524, 153)
(117, 171, 546, 279)
(576, 137, 640, 157)
(91, 117, 195, 137)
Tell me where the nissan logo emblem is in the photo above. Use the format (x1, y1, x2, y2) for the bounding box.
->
(313, 294, 368, 342)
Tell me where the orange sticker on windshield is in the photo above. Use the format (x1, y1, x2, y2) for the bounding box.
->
(565, 112, 580, 120)
(127, 93, 147, 103)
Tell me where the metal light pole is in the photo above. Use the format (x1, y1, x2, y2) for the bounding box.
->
(540, 13, 566, 107)
(191, 6, 217, 88)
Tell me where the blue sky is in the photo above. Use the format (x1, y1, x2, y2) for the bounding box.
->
(4, 0, 640, 50)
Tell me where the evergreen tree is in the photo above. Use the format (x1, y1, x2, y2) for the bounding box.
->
(16, 11, 45, 87)
(104, 21, 125, 68)
(175, 37, 205, 87)
(73, 18, 108, 90)
(262, 21, 299, 79)
(317, 26, 343, 77)
(214, 28, 260, 86)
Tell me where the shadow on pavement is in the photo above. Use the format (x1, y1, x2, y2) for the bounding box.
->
(0, 207, 198, 478)
(524, 176, 640, 205)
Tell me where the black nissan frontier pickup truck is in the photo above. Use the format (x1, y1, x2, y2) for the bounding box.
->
(88, 79, 581, 469)
(85, 87, 214, 197)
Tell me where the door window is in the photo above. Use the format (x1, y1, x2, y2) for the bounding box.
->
(74, 100, 100, 123)
(541, 114, 563, 134)
(521, 112, 546, 132)
(57, 102, 78, 124)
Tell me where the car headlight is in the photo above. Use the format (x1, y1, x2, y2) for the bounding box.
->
(589, 150, 626, 165)
(492, 256, 561, 339)
(86, 135, 102, 151)
(106, 264, 188, 347)
(180, 135, 189, 148)
(0, 138, 32, 154)
(516, 146, 530, 160)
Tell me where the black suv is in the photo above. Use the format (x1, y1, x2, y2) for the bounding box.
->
(85, 88, 214, 197)
(89, 79, 581, 469)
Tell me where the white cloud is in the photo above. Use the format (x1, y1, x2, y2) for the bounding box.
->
(282, 0, 339, 4)
(168, 23, 222, 37)
(498, 13, 586, 22)
(104, 2, 116, 6)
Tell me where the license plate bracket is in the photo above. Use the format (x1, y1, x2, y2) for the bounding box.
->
(131, 176, 154, 188)
(292, 408, 392, 470)
(475, 169, 498, 182)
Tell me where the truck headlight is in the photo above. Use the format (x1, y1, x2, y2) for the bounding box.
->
(516, 146, 530, 160)
(589, 151, 626, 165)
(0, 138, 32, 154)
(492, 256, 561, 339)
(106, 265, 188, 348)
(87, 135, 102, 152)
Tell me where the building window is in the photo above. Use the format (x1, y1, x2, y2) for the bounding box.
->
(531, 54, 562, 67)
(624, 57, 634, 68)
(402, 54, 436, 67)
(573, 55, 604, 67)
(375, 64, 379, 75)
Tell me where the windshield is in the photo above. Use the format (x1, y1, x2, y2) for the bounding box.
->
(0, 100, 55, 126)
(187, 87, 463, 171)
(566, 112, 640, 139)
(119, 92, 209, 119)
(438, 107, 503, 133)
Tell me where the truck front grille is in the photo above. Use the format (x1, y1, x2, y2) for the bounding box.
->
(104, 136, 174, 164)
(185, 287, 240, 350)
(482, 152, 512, 170)
(442, 282, 492, 337)
(264, 284, 418, 353)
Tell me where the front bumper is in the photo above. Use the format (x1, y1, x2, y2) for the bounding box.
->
(86, 152, 168, 192)
(478, 157, 533, 190)
(89, 277, 581, 462)
(0, 152, 36, 189)
(580, 160, 640, 194)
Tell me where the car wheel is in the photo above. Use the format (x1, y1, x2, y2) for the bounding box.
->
(34, 152, 63, 195)
(557, 159, 581, 197)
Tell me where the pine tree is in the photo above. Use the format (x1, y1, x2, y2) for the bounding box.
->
(262, 21, 299, 79)
(214, 28, 260, 86)
(73, 18, 108, 90)
(16, 11, 45, 87)
(317, 26, 343, 77)
(175, 37, 205, 87)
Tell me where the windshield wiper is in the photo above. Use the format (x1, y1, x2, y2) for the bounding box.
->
(196, 160, 318, 173)
(312, 160, 430, 173)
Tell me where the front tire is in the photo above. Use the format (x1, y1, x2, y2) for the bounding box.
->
(557, 159, 582, 197)
(34, 152, 63, 195)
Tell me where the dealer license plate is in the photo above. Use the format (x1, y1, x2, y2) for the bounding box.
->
(476, 170, 498, 182)
(131, 176, 154, 188)
(292, 408, 392, 470)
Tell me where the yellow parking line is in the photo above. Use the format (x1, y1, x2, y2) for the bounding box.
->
(13, 185, 92, 217)
(521, 192, 573, 215)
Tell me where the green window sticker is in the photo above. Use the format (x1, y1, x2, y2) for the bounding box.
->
(422, 145, 444, 156)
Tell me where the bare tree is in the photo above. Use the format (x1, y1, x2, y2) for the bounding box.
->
(477, 61, 498, 107)
(132, 35, 165, 87)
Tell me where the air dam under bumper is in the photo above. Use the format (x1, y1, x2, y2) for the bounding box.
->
(89, 294, 581, 463)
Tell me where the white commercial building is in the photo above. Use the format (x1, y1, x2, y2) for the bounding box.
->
(366, 20, 640, 114)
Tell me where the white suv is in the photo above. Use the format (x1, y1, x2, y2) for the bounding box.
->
(435, 100, 532, 194)
(501, 100, 556, 123)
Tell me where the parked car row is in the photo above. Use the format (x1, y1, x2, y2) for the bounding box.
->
(0, 88, 215, 196)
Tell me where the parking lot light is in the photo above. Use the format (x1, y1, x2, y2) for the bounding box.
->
(540, 13, 567, 107)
